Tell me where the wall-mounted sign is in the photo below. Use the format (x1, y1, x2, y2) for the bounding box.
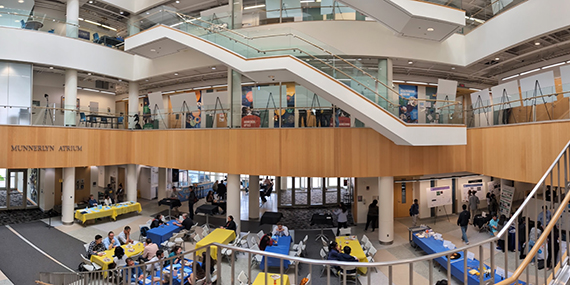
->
(10, 145, 83, 151)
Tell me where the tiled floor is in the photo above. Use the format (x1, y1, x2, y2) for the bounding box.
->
(30, 194, 558, 285)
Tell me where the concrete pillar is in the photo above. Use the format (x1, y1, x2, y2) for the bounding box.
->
(249, 175, 260, 220)
(275, 177, 281, 205)
(228, 70, 241, 128)
(378, 176, 394, 244)
(61, 167, 75, 225)
(158, 168, 168, 201)
(227, 174, 241, 231)
(64, 69, 77, 126)
(66, 0, 79, 38)
(128, 82, 139, 129)
(127, 164, 137, 202)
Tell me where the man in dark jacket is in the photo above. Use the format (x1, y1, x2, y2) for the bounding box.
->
(410, 199, 419, 226)
(457, 204, 471, 244)
(188, 186, 196, 220)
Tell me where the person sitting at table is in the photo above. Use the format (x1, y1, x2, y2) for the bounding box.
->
(87, 234, 106, 258)
(167, 246, 183, 266)
(140, 238, 159, 262)
(259, 233, 274, 251)
(103, 194, 113, 206)
(146, 249, 165, 272)
(103, 231, 121, 250)
(187, 261, 206, 285)
(272, 222, 290, 237)
(337, 246, 358, 274)
(117, 226, 133, 245)
(113, 246, 128, 267)
(104, 184, 115, 203)
(327, 241, 341, 261)
(222, 215, 237, 232)
(206, 191, 226, 215)
(201, 251, 216, 275)
(124, 258, 144, 284)
(88, 195, 98, 208)
(150, 214, 164, 229)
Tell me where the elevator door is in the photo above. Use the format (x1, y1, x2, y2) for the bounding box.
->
(394, 182, 413, 218)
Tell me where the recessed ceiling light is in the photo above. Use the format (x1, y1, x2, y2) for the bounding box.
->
(451, 67, 455, 70)
(174, 73, 178, 75)
(176, 0, 180, 3)
(427, 27, 434, 32)
(87, 72, 92, 75)
(145, 79, 149, 82)
(15, 20, 19, 22)
(150, 49, 156, 52)
(408, 61, 413, 64)
(120, 11, 124, 14)
(211, 67, 216, 70)
(88, 0, 93, 3)
(118, 79, 122, 81)
(357, 58, 362, 61)
(18, 0, 24, 3)
(535, 42, 541, 46)
(0, 5, 4, 8)
(495, 57, 500, 61)
(49, 66, 54, 69)
(146, 12, 150, 15)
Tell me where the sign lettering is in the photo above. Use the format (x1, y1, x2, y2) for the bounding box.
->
(10, 145, 82, 152)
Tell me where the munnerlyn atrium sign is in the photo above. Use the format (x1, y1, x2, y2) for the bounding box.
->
(11, 145, 83, 151)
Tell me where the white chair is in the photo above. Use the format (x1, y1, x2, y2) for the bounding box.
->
(194, 234, 202, 243)
(339, 228, 352, 236)
(248, 236, 258, 249)
(239, 231, 250, 248)
(250, 244, 263, 268)
(83, 243, 89, 253)
(305, 273, 311, 285)
(361, 235, 370, 247)
(80, 254, 101, 271)
(320, 248, 328, 260)
(320, 236, 329, 248)
(195, 276, 207, 285)
(257, 230, 264, 240)
(292, 240, 304, 251)
(338, 266, 358, 284)
(367, 246, 378, 273)
(238, 271, 249, 285)
(302, 235, 309, 244)
(363, 240, 373, 252)
(202, 224, 210, 235)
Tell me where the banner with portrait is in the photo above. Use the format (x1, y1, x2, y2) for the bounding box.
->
(398, 85, 418, 123)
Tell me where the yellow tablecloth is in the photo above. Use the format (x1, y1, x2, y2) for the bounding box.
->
(336, 236, 368, 274)
(91, 242, 144, 271)
(195, 228, 236, 260)
(252, 273, 291, 285)
(74, 202, 142, 223)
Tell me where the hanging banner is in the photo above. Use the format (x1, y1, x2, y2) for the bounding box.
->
(426, 185, 452, 208)
(499, 185, 515, 217)
(185, 91, 202, 129)
(398, 85, 418, 123)
(241, 115, 261, 128)
(461, 183, 485, 203)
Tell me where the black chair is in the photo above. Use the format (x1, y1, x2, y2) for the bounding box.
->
(99, 117, 109, 128)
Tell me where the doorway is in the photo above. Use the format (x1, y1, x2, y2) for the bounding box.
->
(394, 182, 413, 218)
(0, 169, 29, 209)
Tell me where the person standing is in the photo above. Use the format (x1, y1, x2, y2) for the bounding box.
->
(188, 186, 196, 220)
(217, 181, 227, 200)
(332, 203, 349, 236)
(364, 200, 379, 232)
(409, 199, 419, 226)
(457, 204, 471, 245)
(116, 183, 124, 203)
(468, 191, 480, 225)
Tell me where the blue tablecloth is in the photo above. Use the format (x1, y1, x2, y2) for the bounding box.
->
(412, 235, 525, 285)
(261, 236, 292, 270)
(139, 260, 200, 285)
(147, 220, 181, 245)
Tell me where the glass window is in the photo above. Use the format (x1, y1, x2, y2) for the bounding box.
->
(401, 183, 406, 204)
(0, 169, 6, 188)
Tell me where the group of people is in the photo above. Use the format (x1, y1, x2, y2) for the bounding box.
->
(86, 183, 125, 208)
(327, 240, 359, 273)
(259, 222, 291, 250)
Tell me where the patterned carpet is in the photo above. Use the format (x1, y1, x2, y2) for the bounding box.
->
(0, 190, 34, 207)
(0, 209, 56, 226)
(280, 188, 350, 205)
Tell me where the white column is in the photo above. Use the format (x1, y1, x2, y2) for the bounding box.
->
(378, 176, 394, 244)
(127, 164, 137, 202)
(158, 168, 167, 201)
(62, 167, 75, 225)
(128, 82, 139, 129)
(249, 175, 260, 220)
(64, 69, 77, 126)
(228, 70, 242, 128)
(227, 174, 241, 231)
(275, 177, 281, 205)
(66, 0, 79, 38)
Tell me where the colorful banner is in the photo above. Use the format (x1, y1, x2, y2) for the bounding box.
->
(185, 91, 202, 128)
(398, 85, 418, 123)
(461, 183, 485, 203)
(499, 185, 515, 217)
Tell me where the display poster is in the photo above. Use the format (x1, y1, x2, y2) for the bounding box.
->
(426, 185, 452, 208)
(425, 86, 439, 123)
(461, 183, 485, 203)
(281, 84, 295, 127)
(241, 115, 261, 128)
(185, 91, 202, 128)
(499, 185, 515, 217)
(398, 85, 418, 123)
(488, 180, 500, 196)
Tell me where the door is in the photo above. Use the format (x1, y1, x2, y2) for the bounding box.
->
(394, 182, 413, 218)
(7, 169, 28, 209)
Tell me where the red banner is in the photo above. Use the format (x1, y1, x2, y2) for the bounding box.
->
(241, 115, 261, 128)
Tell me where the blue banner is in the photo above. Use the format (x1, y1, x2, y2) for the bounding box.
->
(398, 85, 418, 123)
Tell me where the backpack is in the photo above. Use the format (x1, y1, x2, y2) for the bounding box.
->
(409, 205, 414, 216)
(140, 226, 149, 237)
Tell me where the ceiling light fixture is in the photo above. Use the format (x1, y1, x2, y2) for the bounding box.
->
(100, 91, 116, 95)
(170, 22, 183, 27)
(174, 73, 179, 75)
(212, 84, 228, 88)
(87, 72, 92, 75)
(211, 67, 216, 70)
(406, 81, 427, 85)
(495, 57, 500, 61)
(145, 79, 149, 82)
(469, 88, 481, 91)
(0, 5, 4, 8)
(82, 88, 100, 93)
(176, 0, 180, 3)
(146, 12, 150, 15)
(18, 0, 24, 3)
(244, 4, 266, 10)
(427, 27, 434, 32)
(534, 42, 541, 46)
(428, 83, 438, 86)
(49, 66, 54, 69)
(408, 61, 413, 64)
(150, 49, 156, 52)
(120, 11, 124, 14)
(357, 58, 362, 61)
(519, 68, 540, 76)
(541, 62, 566, 69)
(101, 24, 117, 31)
(502, 74, 519, 81)
(451, 67, 455, 70)
(118, 79, 122, 81)
(392, 80, 405, 83)
(88, 0, 93, 3)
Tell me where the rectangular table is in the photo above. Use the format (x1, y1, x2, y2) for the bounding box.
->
(91, 242, 144, 271)
(141, 261, 198, 285)
(261, 236, 292, 270)
(86, 114, 121, 128)
(74, 202, 142, 224)
(260, 212, 283, 225)
(412, 234, 525, 285)
(252, 273, 291, 285)
(147, 220, 181, 245)
(195, 228, 236, 259)
(336, 236, 368, 274)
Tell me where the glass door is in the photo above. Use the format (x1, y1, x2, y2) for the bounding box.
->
(7, 169, 27, 209)
(0, 169, 6, 209)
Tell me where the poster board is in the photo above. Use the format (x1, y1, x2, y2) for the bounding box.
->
(436, 79, 457, 103)
(519, 71, 556, 106)
(470, 89, 491, 114)
(490, 81, 521, 111)
(499, 185, 515, 217)
(147, 91, 164, 112)
(560, 64, 570, 96)
(461, 183, 485, 203)
(426, 185, 452, 208)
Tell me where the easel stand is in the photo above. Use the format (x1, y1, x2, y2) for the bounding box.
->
(526, 80, 552, 122)
(433, 206, 450, 225)
(497, 89, 517, 125)
(315, 226, 328, 242)
(212, 97, 226, 128)
(43, 98, 54, 125)
(45, 209, 54, 229)
(468, 95, 490, 127)
(173, 101, 191, 129)
(261, 92, 277, 127)
(152, 104, 168, 129)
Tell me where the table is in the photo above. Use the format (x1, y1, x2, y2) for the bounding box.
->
(260, 212, 283, 225)
(158, 198, 182, 220)
(310, 213, 334, 241)
(86, 114, 121, 128)
(141, 260, 199, 285)
(408, 225, 430, 248)
(25, 20, 43, 30)
(261, 236, 292, 270)
(336, 236, 368, 274)
(95, 35, 124, 47)
(412, 234, 525, 285)
(195, 204, 219, 225)
(195, 228, 236, 259)
(91, 242, 144, 272)
(252, 273, 291, 285)
(74, 202, 142, 223)
(147, 220, 181, 245)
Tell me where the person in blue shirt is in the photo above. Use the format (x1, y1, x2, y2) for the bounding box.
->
(124, 258, 144, 284)
(327, 241, 341, 261)
(538, 206, 552, 227)
(489, 215, 499, 236)
(88, 195, 98, 208)
(336, 246, 358, 274)
(103, 231, 121, 250)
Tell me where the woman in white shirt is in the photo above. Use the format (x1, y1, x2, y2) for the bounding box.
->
(103, 194, 113, 206)
(332, 203, 349, 236)
(113, 246, 128, 267)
